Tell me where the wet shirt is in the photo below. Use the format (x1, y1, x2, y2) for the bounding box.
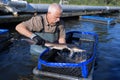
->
(21, 14, 65, 39)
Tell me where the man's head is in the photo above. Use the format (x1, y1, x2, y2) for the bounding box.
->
(47, 3, 63, 26)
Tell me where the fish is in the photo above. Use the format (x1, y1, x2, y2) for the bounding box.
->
(44, 42, 86, 58)
(45, 42, 85, 52)
(21, 38, 36, 44)
(21, 38, 86, 57)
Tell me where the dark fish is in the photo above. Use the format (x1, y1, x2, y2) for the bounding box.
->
(21, 38, 36, 44)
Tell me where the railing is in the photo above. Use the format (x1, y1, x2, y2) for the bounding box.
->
(59, 0, 69, 5)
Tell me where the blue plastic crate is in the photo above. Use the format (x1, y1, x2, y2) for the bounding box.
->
(0, 29, 8, 34)
(81, 15, 116, 25)
(0, 29, 11, 51)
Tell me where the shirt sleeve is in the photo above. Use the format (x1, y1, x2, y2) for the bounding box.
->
(21, 16, 43, 31)
(58, 20, 66, 39)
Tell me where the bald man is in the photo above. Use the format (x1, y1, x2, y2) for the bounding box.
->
(15, 3, 66, 55)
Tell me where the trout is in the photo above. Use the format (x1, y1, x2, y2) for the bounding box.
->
(21, 38, 86, 57)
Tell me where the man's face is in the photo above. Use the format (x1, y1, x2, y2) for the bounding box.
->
(49, 10, 61, 26)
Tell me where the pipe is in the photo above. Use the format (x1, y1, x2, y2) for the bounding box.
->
(25, 4, 120, 13)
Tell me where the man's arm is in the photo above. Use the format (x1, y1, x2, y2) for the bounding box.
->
(16, 23, 45, 45)
(58, 20, 66, 44)
(15, 23, 33, 38)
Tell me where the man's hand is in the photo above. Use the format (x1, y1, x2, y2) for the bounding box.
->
(32, 35, 45, 46)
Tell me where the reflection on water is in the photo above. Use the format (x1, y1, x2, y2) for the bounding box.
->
(0, 19, 120, 80)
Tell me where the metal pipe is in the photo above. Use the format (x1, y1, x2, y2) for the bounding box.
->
(25, 4, 120, 13)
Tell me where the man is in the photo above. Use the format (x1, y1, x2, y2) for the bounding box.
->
(15, 3, 66, 55)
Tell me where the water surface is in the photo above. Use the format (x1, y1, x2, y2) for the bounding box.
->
(0, 19, 120, 80)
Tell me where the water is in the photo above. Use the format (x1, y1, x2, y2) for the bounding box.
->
(65, 20, 120, 80)
(0, 19, 120, 80)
